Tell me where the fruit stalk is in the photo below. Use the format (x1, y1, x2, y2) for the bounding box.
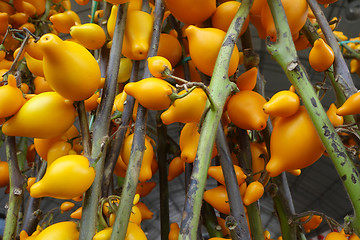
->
(216, 124, 251, 240)
(178, 1, 253, 239)
(3, 136, 25, 240)
(266, 0, 360, 235)
(79, 3, 128, 240)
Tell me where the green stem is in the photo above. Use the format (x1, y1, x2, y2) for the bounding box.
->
(79, 3, 128, 240)
(16, 137, 28, 173)
(178, 1, 253, 239)
(3, 136, 25, 240)
(201, 202, 224, 238)
(109, 105, 147, 240)
(267, 0, 360, 236)
(90, 1, 99, 24)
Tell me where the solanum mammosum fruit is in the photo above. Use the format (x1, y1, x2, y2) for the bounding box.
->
(147, 56, 172, 79)
(69, 23, 106, 50)
(309, 38, 334, 72)
(203, 185, 231, 215)
(0, 160, 9, 188)
(35, 221, 79, 240)
(266, 106, 325, 177)
(336, 92, 360, 116)
(208, 165, 247, 186)
(227, 90, 269, 130)
(263, 90, 300, 117)
(0, 74, 24, 118)
(30, 155, 95, 199)
(325, 232, 348, 240)
(243, 181, 264, 206)
(300, 215, 322, 233)
(169, 223, 180, 240)
(161, 88, 207, 125)
(124, 77, 175, 111)
(164, 0, 216, 24)
(2, 92, 76, 139)
(37, 33, 101, 101)
(185, 25, 240, 77)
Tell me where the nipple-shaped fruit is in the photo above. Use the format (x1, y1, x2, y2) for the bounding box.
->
(227, 90, 269, 130)
(266, 106, 325, 177)
(336, 92, 360, 116)
(0, 74, 25, 118)
(30, 155, 95, 199)
(2, 92, 76, 139)
(185, 25, 240, 76)
(161, 88, 207, 124)
(70, 23, 106, 50)
(263, 90, 300, 117)
(37, 33, 100, 101)
(309, 38, 334, 72)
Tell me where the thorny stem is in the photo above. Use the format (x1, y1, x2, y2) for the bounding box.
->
(178, 1, 253, 239)
(3, 136, 25, 240)
(267, 0, 360, 236)
(79, 3, 128, 240)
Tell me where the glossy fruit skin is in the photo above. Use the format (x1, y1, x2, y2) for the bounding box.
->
(336, 92, 360, 116)
(309, 39, 334, 72)
(147, 56, 172, 79)
(33, 76, 53, 94)
(203, 185, 230, 214)
(261, 0, 308, 41)
(325, 232, 348, 240)
(0, 75, 25, 118)
(164, 0, 216, 24)
(243, 181, 264, 206)
(121, 133, 154, 182)
(60, 201, 75, 213)
(2, 92, 76, 139)
(24, 52, 44, 77)
(70, 23, 106, 50)
(186, 25, 239, 76)
(161, 88, 207, 124)
(93, 227, 112, 240)
(326, 103, 343, 126)
(227, 90, 269, 130)
(168, 156, 184, 181)
(136, 182, 156, 197)
(50, 11, 77, 34)
(169, 223, 180, 240)
(266, 106, 325, 177)
(0, 161, 9, 188)
(107, 4, 118, 39)
(38, 33, 101, 101)
(211, 1, 249, 37)
(124, 78, 175, 111)
(300, 215, 322, 233)
(35, 221, 79, 240)
(263, 90, 300, 117)
(117, 58, 133, 83)
(122, 10, 154, 60)
(180, 123, 217, 163)
(236, 67, 258, 91)
(30, 155, 95, 199)
(250, 142, 267, 181)
(70, 207, 82, 219)
(208, 165, 246, 186)
(46, 140, 72, 165)
(136, 202, 153, 220)
(157, 33, 182, 66)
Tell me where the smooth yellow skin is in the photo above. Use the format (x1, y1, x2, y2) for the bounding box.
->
(263, 90, 300, 117)
(35, 222, 79, 240)
(147, 56, 172, 79)
(185, 25, 239, 76)
(161, 88, 207, 125)
(243, 181, 264, 206)
(30, 155, 95, 199)
(309, 38, 335, 72)
(122, 11, 154, 60)
(125, 222, 148, 240)
(24, 52, 44, 77)
(70, 23, 106, 50)
(38, 34, 101, 101)
(93, 227, 112, 240)
(117, 57, 133, 83)
(0, 75, 24, 118)
(2, 92, 76, 139)
(266, 106, 325, 177)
